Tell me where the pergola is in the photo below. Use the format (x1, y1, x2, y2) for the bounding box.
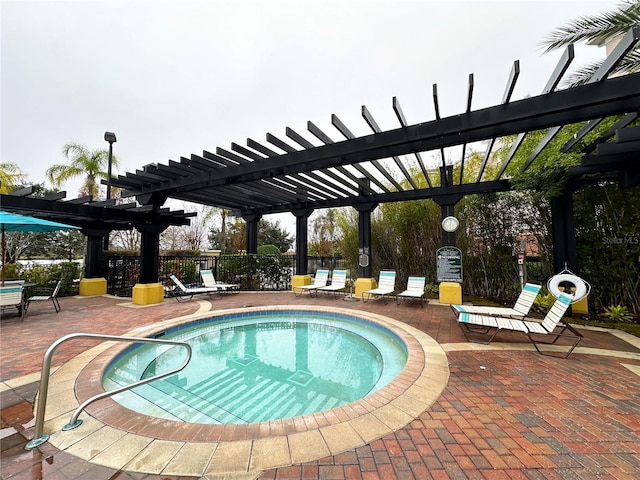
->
(0, 187, 194, 298)
(2, 26, 639, 304)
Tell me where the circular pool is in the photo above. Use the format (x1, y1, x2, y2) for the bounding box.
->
(54, 304, 449, 475)
(103, 311, 408, 424)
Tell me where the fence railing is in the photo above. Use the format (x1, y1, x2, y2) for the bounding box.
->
(104, 254, 346, 297)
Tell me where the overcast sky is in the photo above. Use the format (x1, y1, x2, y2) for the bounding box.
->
(1, 0, 622, 233)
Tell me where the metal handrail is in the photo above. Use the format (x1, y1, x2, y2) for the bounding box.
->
(25, 333, 192, 450)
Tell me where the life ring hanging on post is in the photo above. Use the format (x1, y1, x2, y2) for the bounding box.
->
(547, 272, 590, 303)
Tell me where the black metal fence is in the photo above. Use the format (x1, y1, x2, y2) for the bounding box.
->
(104, 254, 347, 297)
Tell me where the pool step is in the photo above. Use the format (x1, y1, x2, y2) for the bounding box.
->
(119, 366, 345, 424)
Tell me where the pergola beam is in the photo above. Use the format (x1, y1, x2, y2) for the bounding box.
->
(115, 73, 640, 200)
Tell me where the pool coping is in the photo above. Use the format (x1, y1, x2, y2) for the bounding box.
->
(41, 305, 450, 477)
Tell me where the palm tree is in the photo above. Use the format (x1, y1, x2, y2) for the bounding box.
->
(46, 142, 119, 198)
(0, 162, 27, 194)
(540, 0, 640, 87)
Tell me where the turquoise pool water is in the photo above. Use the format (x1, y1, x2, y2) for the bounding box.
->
(103, 311, 408, 424)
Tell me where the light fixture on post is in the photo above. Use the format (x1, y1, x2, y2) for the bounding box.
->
(103, 131, 116, 251)
(104, 131, 117, 200)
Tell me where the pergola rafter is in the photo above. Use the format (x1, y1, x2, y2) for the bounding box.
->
(112, 69, 640, 216)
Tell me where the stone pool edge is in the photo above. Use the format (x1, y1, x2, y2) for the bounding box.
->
(40, 304, 450, 477)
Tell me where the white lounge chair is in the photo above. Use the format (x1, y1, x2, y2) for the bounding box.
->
(317, 269, 347, 297)
(293, 269, 329, 297)
(24, 280, 62, 313)
(200, 269, 239, 294)
(0, 284, 25, 321)
(457, 292, 582, 358)
(169, 274, 218, 302)
(396, 276, 427, 308)
(362, 270, 396, 304)
(451, 283, 542, 319)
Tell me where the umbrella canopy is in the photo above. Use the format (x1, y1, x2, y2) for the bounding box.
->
(0, 211, 79, 284)
(0, 211, 79, 233)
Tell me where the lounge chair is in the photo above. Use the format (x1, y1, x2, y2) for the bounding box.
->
(0, 284, 25, 321)
(200, 270, 239, 294)
(362, 270, 396, 304)
(317, 269, 347, 297)
(457, 292, 582, 358)
(396, 276, 428, 308)
(293, 269, 329, 297)
(169, 274, 219, 302)
(24, 280, 62, 314)
(451, 283, 542, 319)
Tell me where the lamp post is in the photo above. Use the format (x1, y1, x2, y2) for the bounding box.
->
(103, 132, 116, 251)
(104, 131, 117, 200)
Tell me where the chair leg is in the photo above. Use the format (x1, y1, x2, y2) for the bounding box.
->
(53, 298, 61, 313)
(174, 292, 193, 302)
(526, 328, 583, 359)
(459, 323, 501, 345)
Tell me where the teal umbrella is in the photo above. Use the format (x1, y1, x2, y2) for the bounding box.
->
(0, 211, 79, 284)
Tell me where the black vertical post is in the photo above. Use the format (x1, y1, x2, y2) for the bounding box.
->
(138, 225, 165, 283)
(243, 213, 261, 254)
(353, 178, 377, 279)
(103, 132, 116, 251)
(551, 185, 577, 273)
(293, 209, 313, 275)
(441, 204, 456, 246)
(83, 231, 107, 278)
(435, 166, 461, 247)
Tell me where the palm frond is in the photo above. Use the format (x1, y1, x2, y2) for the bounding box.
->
(561, 61, 604, 87)
(561, 49, 640, 88)
(540, 1, 640, 53)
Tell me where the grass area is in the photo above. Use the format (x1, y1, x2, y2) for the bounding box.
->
(570, 318, 640, 338)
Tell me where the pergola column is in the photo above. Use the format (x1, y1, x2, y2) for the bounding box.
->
(138, 224, 166, 283)
(434, 166, 463, 304)
(131, 223, 169, 305)
(291, 208, 314, 290)
(131, 192, 172, 305)
(551, 182, 587, 314)
(243, 213, 262, 254)
(551, 185, 578, 274)
(79, 228, 110, 296)
(353, 178, 378, 297)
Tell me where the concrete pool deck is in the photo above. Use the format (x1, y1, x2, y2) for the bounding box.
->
(2, 291, 640, 479)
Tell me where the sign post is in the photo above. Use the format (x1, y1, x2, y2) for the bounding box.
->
(437, 246, 462, 304)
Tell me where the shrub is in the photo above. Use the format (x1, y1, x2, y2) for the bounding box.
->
(602, 305, 635, 323)
(532, 292, 556, 314)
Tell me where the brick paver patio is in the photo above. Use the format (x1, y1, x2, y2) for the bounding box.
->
(1, 291, 639, 479)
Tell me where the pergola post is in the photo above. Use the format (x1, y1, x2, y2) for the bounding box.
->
(353, 178, 378, 297)
(551, 186, 578, 274)
(551, 182, 587, 314)
(131, 223, 167, 305)
(434, 166, 463, 304)
(79, 229, 110, 296)
(291, 208, 314, 290)
(243, 213, 261, 254)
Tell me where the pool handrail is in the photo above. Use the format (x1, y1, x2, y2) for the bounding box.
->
(25, 332, 192, 450)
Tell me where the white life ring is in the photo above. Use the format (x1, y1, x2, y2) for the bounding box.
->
(548, 273, 588, 302)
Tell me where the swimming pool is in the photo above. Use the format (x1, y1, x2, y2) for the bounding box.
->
(103, 310, 408, 424)
(50, 304, 449, 474)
